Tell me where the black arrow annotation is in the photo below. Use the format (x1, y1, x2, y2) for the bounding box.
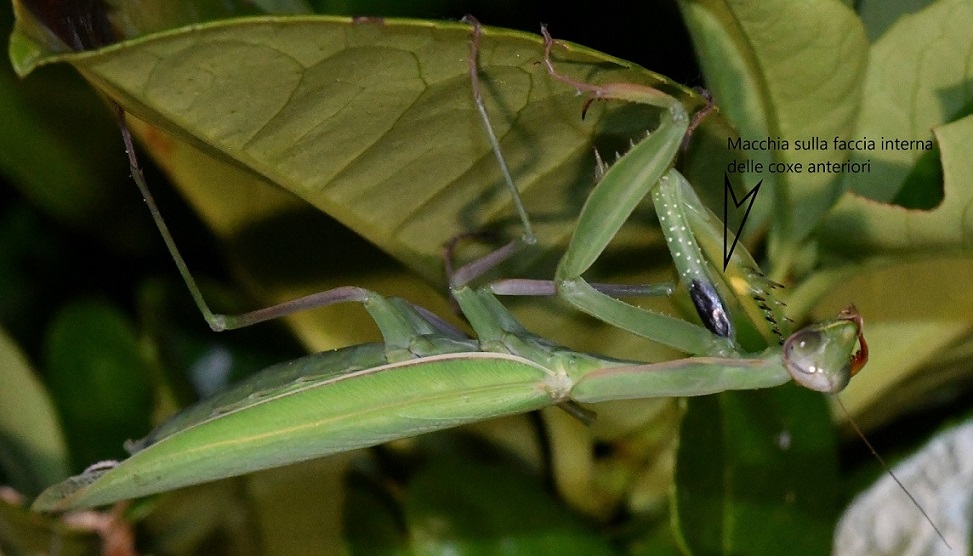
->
(723, 173, 762, 271)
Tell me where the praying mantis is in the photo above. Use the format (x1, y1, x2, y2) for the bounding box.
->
(29, 19, 868, 513)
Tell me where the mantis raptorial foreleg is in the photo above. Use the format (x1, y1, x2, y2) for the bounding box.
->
(451, 20, 676, 303)
(454, 21, 862, 396)
(460, 22, 771, 358)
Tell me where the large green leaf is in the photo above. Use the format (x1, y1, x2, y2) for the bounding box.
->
(819, 0, 973, 255)
(840, 0, 972, 204)
(674, 387, 839, 555)
(677, 0, 868, 258)
(11, 14, 712, 285)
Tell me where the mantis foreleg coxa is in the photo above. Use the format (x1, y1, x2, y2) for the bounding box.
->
(31, 19, 867, 513)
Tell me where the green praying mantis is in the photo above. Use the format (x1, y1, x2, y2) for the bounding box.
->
(29, 19, 869, 513)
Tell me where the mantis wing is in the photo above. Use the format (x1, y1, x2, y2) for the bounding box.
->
(32, 344, 560, 512)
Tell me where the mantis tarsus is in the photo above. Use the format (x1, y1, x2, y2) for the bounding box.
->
(31, 19, 869, 514)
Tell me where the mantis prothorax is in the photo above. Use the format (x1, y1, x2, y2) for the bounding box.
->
(31, 20, 868, 512)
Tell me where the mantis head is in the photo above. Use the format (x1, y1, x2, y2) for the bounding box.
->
(783, 306, 867, 393)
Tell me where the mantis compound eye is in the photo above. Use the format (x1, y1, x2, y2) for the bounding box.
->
(783, 308, 864, 393)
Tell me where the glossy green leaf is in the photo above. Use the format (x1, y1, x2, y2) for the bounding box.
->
(43, 298, 155, 469)
(10, 9, 717, 365)
(841, 0, 972, 204)
(820, 0, 973, 255)
(11, 14, 711, 286)
(0, 326, 70, 496)
(673, 387, 839, 555)
(677, 0, 868, 251)
(823, 114, 973, 255)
